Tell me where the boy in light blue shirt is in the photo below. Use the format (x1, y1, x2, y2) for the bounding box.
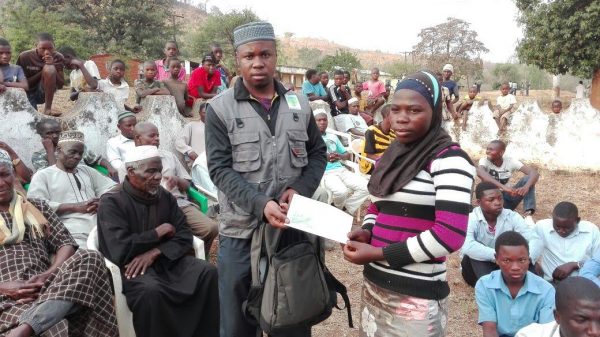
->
(301, 69, 328, 101)
(461, 182, 541, 287)
(476, 231, 555, 337)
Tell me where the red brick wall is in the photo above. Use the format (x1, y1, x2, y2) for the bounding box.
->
(90, 54, 142, 85)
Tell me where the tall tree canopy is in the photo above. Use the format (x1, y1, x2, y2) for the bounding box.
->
(515, 0, 600, 108)
(0, 0, 177, 60)
(413, 17, 488, 83)
(316, 50, 361, 73)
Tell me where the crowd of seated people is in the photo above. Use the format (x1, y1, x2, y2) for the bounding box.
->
(1, 25, 599, 337)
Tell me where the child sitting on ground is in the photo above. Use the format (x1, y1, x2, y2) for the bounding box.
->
(457, 85, 483, 130)
(97, 59, 140, 113)
(461, 182, 540, 287)
(134, 61, 170, 105)
(163, 58, 192, 117)
(493, 82, 517, 132)
(0, 38, 29, 93)
(475, 231, 555, 337)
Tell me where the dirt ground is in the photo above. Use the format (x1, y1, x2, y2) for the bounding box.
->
(312, 166, 600, 337)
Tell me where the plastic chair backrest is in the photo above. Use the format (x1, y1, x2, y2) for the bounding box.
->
(93, 165, 109, 176)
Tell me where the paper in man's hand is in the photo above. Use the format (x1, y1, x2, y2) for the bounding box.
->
(286, 194, 353, 243)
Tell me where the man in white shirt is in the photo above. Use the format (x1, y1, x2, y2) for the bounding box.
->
(28, 130, 116, 246)
(477, 140, 539, 216)
(106, 111, 137, 174)
(516, 276, 600, 337)
(175, 102, 207, 168)
(333, 97, 368, 136)
(535, 202, 600, 283)
(575, 81, 585, 99)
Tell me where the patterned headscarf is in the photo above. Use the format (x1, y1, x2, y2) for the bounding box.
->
(368, 70, 455, 197)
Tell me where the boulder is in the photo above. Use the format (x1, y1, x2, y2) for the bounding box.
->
(61, 92, 121, 158)
(459, 102, 499, 155)
(505, 101, 552, 166)
(551, 98, 600, 170)
(0, 88, 43, 166)
(138, 95, 186, 159)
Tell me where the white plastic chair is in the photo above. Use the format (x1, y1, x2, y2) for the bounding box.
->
(350, 138, 375, 179)
(87, 226, 205, 337)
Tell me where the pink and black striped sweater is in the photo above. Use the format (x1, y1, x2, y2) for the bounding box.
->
(362, 146, 475, 299)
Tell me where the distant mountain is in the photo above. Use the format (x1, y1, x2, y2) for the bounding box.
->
(280, 35, 409, 69)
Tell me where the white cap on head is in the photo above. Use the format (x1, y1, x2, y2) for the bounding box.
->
(443, 64, 454, 73)
(125, 145, 160, 164)
(348, 97, 359, 105)
(313, 108, 327, 117)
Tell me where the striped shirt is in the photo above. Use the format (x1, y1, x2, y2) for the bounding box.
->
(362, 146, 475, 299)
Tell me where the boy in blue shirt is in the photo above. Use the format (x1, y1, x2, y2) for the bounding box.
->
(302, 68, 328, 101)
(0, 38, 28, 93)
(476, 231, 555, 337)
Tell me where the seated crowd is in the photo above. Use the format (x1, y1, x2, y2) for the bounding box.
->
(0, 23, 598, 337)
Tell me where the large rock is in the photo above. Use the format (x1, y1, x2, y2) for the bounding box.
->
(138, 95, 186, 160)
(459, 102, 499, 155)
(0, 88, 43, 166)
(505, 101, 552, 166)
(551, 98, 600, 170)
(61, 92, 121, 158)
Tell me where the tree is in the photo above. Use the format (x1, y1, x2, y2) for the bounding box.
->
(516, 0, 600, 108)
(294, 47, 323, 68)
(492, 64, 521, 86)
(188, 9, 259, 69)
(381, 61, 420, 78)
(0, 0, 92, 59)
(1, 0, 178, 60)
(60, 0, 177, 59)
(316, 49, 361, 73)
(413, 17, 488, 85)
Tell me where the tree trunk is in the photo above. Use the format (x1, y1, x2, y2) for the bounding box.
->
(591, 68, 600, 110)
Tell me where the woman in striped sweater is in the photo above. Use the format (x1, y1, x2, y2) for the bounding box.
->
(343, 70, 475, 337)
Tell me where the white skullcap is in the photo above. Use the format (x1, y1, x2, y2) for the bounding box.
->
(125, 145, 160, 164)
(313, 108, 327, 117)
(348, 97, 359, 105)
(443, 64, 454, 73)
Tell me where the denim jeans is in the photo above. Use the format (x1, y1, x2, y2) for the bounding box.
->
(503, 176, 536, 212)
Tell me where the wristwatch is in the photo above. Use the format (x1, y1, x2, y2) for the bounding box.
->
(12, 158, 20, 167)
(576, 261, 582, 269)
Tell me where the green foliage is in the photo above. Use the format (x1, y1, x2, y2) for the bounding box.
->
(516, 0, 600, 77)
(0, 0, 177, 61)
(187, 9, 259, 69)
(413, 17, 488, 81)
(0, 1, 92, 60)
(60, 0, 177, 60)
(492, 63, 521, 84)
(381, 61, 420, 78)
(294, 47, 323, 68)
(316, 49, 361, 73)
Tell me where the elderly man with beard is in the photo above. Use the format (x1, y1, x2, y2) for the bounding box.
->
(28, 131, 116, 246)
(0, 149, 117, 337)
(97, 145, 219, 337)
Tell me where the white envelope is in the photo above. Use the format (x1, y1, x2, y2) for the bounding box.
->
(286, 194, 353, 243)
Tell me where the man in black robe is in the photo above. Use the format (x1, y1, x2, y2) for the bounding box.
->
(97, 145, 219, 337)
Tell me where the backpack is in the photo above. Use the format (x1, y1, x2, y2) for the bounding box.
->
(242, 224, 353, 335)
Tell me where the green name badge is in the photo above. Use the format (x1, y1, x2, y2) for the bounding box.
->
(285, 93, 302, 110)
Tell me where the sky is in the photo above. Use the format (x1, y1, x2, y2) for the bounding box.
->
(195, 0, 522, 63)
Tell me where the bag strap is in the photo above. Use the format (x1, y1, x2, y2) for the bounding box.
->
(329, 270, 353, 328)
